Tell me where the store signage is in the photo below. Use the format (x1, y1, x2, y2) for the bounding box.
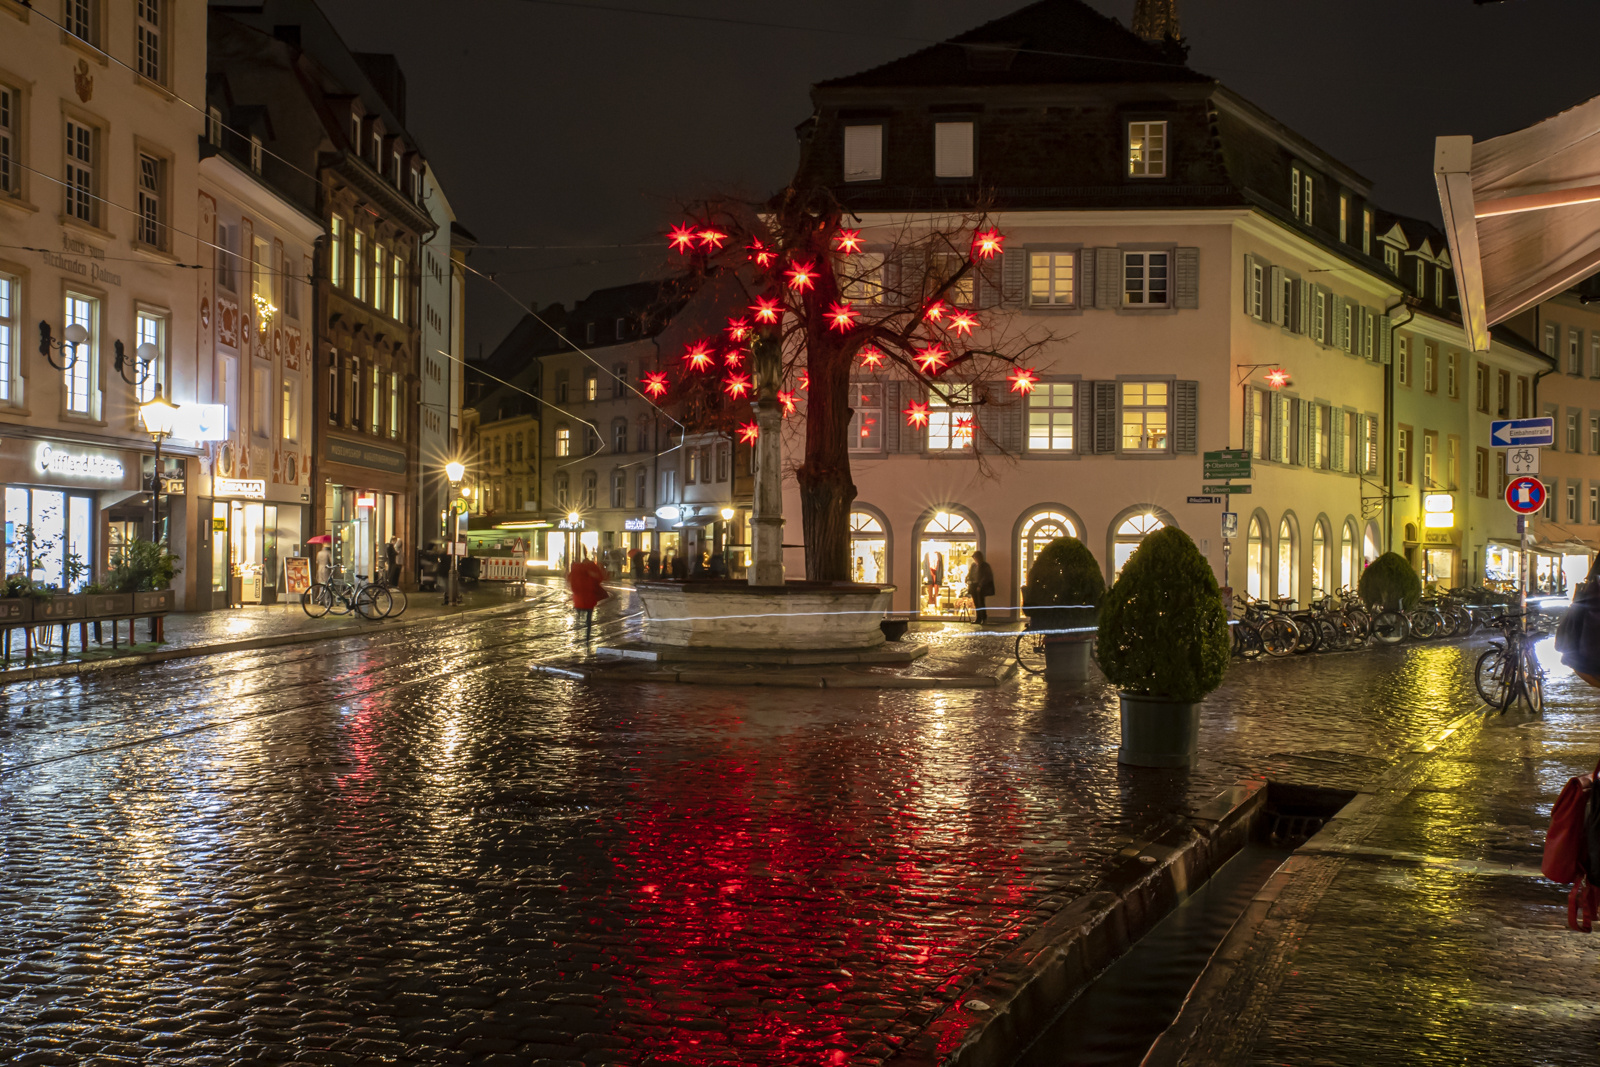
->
(173, 404, 229, 442)
(325, 435, 406, 474)
(557, 518, 585, 530)
(624, 517, 658, 531)
(1221, 512, 1238, 539)
(215, 477, 266, 499)
(36, 442, 124, 480)
(355, 493, 376, 508)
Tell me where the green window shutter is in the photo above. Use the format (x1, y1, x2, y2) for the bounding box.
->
(1332, 407, 1345, 471)
(1174, 247, 1199, 309)
(1269, 266, 1286, 325)
(1078, 248, 1096, 309)
(1095, 248, 1122, 309)
(1271, 394, 1285, 462)
(1331, 296, 1347, 351)
(883, 381, 900, 453)
(978, 254, 1002, 309)
(1243, 254, 1258, 317)
(1002, 249, 1026, 306)
(1298, 279, 1312, 335)
(1094, 381, 1118, 452)
(1174, 380, 1198, 453)
(1378, 315, 1392, 364)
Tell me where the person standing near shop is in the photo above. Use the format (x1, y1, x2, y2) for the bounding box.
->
(315, 542, 333, 586)
(567, 550, 609, 641)
(384, 537, 401, 588)
(966, 550, 995, 626)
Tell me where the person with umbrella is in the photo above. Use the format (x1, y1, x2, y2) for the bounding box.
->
(566, 549, 610, 642)
(307, 534, 334, 585)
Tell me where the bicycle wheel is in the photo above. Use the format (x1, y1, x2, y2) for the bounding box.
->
(1015, 632, 1046, 675)
(302, 583, 334, 619)
(1521, 648, 1545, 714)
(383, 585, 408, 619)
(1409, 610, 1440, 640)
(1371, 610, 1408, 645)
(1475, 646, 1513, 709)
(1259, 617, 1298, 658)
(1343, 608, 1371, 644)
(1292, 616, 1318, 654)
(356, 586, 393, 621)
(1238, 623, 1264, 659)
(1314, 618, 1341, 652)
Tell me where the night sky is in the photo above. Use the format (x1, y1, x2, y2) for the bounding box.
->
(315, 0, 1600, 361)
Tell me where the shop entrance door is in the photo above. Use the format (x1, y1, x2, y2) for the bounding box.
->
(917, 511, 978, 619)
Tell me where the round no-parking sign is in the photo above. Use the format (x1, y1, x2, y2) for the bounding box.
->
(1505, 476, 1546, 514)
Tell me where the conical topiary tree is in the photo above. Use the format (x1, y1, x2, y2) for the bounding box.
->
(1357, 551, 1421, 611)
(1095, 527, 1229, 703)
(1022, 537, 1105, 631)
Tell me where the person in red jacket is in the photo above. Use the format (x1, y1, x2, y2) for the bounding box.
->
(567, 551, 610, 641)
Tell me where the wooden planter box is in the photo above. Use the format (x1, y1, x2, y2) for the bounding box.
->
(86, 593, 136, 618)
(0, 598, 34, 623)
(38, 595, 86, 621)
(134, 590, 175, 613)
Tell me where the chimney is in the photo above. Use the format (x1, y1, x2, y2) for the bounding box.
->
(1131, 0, 1181, 42)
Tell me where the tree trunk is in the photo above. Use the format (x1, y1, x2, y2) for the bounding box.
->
(798, 327, 856, 582)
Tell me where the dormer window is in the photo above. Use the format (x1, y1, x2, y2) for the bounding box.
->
(1435, 266, 1446, 305)
(843, 124, 882, 182)
(1339, 194, 1350, 242)
(391, 146, 402, 185)
(1291, 166, 1301, 216)
(207, 107, 222, 147)
(249, 135, 262, 173)
(1128, 121, 1166, 178)
(934, 121, 974, 179)
(1363, 209, 1373, 254)
(1415, 260, 1426, 295)
(1384, 245, 1400, 274)
(1302, 174, 1314, 225)
(350, 111, 361, 150)
(371, 130, 382, 166)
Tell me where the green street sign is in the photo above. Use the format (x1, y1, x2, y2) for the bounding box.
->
(1203, 459, 1252, 479)
(1203, 449, 1250, 462)
(1202, 484, 1251, 495)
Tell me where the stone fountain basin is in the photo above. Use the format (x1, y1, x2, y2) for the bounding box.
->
(635, 580, 895, 650)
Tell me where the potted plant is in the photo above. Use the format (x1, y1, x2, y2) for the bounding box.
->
(84, 579, 134, 619)
(1022, 536, 1106, 681)
(1358, 551, 1420, 642)
(108, 538, 180, 613)
(1095, 527, 1229, 767)
(0, 574, 36, 624)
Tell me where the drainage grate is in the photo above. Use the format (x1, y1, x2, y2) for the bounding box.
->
(1259, 781, 1357, 848)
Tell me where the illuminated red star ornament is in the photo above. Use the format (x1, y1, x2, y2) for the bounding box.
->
(777, 389, 796, 416)
(799, 372, 810, 391)
(747, 238, 776, 267)
(946, 311, 979, 336)
(1008, 367, 1038, 394)
(786, 260, 817, 291)
(697, 227, 727, 251)
(914, 344, 950, 374)
(643, 372, 669, 398)
(858, 345, 885, 369)
(723, 373, 752, 399)
(726, 317, 751, 342)
(827, 301, 857, 331)
(904, 401, 930, 427)
(667, 223, 697, 253)
(1266, 368, 1291, 389)
(833, 229, 863, 254)
(738, 422, 760, 444)
(723, 348, 746, 367)
(683, 342, 715, 371)
(750, 297, 782, 324)
(954, 415, 975, 443)
(972, 228, 1006, 259)
(923, 300, 948, 323)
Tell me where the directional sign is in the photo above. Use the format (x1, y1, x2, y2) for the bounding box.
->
(1506, 446, 1540, 475)
(1202, 484, 1251, 495)
(1505, 476, 1547, 515)
(1202, 450, 1252, 480)
(1491, 417, 1554, 448)
(1188, 495, 1222, 504)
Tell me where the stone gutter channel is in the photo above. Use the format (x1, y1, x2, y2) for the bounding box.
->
(888, 706, 1484, 1067)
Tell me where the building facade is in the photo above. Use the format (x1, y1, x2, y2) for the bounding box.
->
(0, 0, 209, 606)
(417, 166, 471, 552)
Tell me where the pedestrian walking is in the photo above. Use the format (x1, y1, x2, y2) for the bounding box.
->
(567, 551, 610, 641)
(385, 537, 400, 587)
(967, 550, 996, 625)
(647, 548, 661, 579)
(629, 548, 644, 581)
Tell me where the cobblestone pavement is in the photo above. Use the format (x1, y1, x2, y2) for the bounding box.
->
(1151, 637, 1600, 1067)
(0, 591, 1494, 1065)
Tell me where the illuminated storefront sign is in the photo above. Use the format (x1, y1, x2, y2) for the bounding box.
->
(214, 477, 266, 499)
(36, 442, 124, 480)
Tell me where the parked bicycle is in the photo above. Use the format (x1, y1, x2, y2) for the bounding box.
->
(1474, 613, 1545, 714)
(302, 572, 393, 621)
(1233, 597, 1298, 658)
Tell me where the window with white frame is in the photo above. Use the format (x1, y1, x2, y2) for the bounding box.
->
(1570, 411, 1581, 453)
(581, 473, 597, 509)
(1571, 328, 1585, 375)
(1447, 351, 1459, 397)
(848, 383, 881, 451)
(1570, 483, 1580, 523)
(1416, 260, 1427, 297)
(1280, 274, 1295, 328)
(389, 373, 400, 439)
(0, 273, 14, 403)
(1290, 166, 1301, 216)
(1362, 209, 1373, 253)
(928, 252, 974, 306)
(635, 469, 646, 508)
(136, 0, 163, 83)
(1339, 195, 1349, 242)
(842, 253, 884, 303)
(1302, 174, 1314, 224)
(330, 215, 345, 289)
(1027, 382, 1074, 452)
(134, 310, 164, 403)
(1123, 251, 1169, 306)
(1121, 381, 1169, 451)
(1128, 121, 1166, 177)
(1423, 343, 1437, 392)
(555, 425, 570, 457)
(1592, 484, 1600, 523)
(843, 124, 883, 182)
(1313, 290, 1326, 342)
(64, 118, 95, 225)
(933, 121, 974, 178)
(136, 153, 164, 248)
(1396, 336, 1410, 385)
(371, 243, 385, 312)
(1248, 261, 1264, 319)
(1361, 309, 1374, 359)
(610, 470, 624, 508)
(249, 135, 263, 173)
(1341, 302, 1353, 353)
(388, 254, 403, 321)
(0, 86, 17, 196)
(926, 385, 973, 451)
(1383, 245, 1400, 274)
(63, 293, 95, 415)
(1361, 416, 1378, 475)
(252, 364, 271, 439)
(351, 230, 366, 302)
(1029, 252, 1076, 306)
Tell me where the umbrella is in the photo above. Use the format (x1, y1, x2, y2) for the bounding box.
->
(306, 534, 333, 544)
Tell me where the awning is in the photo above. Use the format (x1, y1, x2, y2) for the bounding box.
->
(1435, 93, 1600, 351)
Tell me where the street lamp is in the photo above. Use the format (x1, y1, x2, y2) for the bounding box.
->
(444, 460, 466, 606)
(138, 386, 180, 547)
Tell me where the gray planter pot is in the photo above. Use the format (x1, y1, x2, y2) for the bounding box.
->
(86, 593, 135, 618)
(1042, 636, 1093, 681)
(38, 595, 86, 621)
(134, 590, 175, 613)
(1025, 604, 1097, 635)
(0, 598, 34, 623)
(1117, 692, 1200, 768)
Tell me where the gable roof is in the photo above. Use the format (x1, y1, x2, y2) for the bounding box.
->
(817, 0, 1206, 90)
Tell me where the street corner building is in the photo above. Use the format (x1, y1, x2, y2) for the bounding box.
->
(774, 0, 1559, 619)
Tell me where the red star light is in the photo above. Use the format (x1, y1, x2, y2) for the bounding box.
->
(683, 342, 715, 371)
(858, 345, 885, 369)
(827, 301, 857, 331)
(751, 297, 782, 324)
(954, 415, 975, 443)
(923, 300, 947, 322)
(726, 317, 751, 341)
(724, 348, 745, 367)
(799, 372, 809, 391)
(738, 421, 760, 444)
(946, 311, 979, 336)
(914, 344, 949, 374)
(972, 228, 1006, 259)
(786, 260, 817, 291)
(643, 372, 669, 398)
(697, 227, 727, 250)
(1266, 368, 1291, 389)
(777, 389, 796, 416)
(668, 223, 698, 253)
(747, 238, 775, 267)
(1008, 367, 1038, 394)
(833, 229, 863, 254)
(905, 401, 929, 428)
(723, 373, 752, 399)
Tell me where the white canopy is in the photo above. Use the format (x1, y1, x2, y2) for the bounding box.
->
(1436, 92, 1600, 352)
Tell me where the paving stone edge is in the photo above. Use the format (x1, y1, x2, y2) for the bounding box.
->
(887, 778, 1269, 1067)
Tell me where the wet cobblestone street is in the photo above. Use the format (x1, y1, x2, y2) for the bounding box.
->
(0, 592, 1495, 1065)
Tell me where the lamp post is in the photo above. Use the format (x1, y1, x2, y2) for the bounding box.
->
(138, 386, 180, 547)
(445, 461, 465, 606)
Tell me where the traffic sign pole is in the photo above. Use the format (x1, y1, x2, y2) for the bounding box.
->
(1520, 515, 1528, 631)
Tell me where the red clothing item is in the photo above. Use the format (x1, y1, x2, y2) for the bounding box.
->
(567, 560, 610, 610)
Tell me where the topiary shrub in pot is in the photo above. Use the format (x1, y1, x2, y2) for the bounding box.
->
(1095, 526, 1229, 767)
(1357, 551, 1421, 612)
(1022, 536, 1106, 681)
